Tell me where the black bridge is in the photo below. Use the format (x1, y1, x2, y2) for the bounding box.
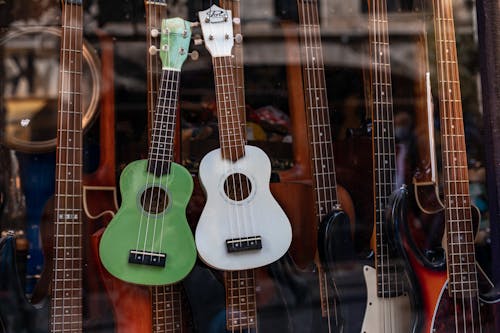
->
(128, 250, 166, 267)
(226, 236, 262, 253)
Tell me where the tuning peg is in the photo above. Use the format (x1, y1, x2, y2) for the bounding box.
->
(235, 33, 243, 44)
(189, 50, 199, 61)
(194, 37, 203, 46)
(233, 17, 241, 25)
(151, 28, 159, 38)
(149, 45, 158, 55)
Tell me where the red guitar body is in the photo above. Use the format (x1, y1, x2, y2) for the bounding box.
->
(83, 33, 153, 333)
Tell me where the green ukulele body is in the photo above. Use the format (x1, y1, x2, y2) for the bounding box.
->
(99, 159, 196, 285)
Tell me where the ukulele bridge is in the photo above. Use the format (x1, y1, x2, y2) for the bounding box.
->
(128, 250, 166, 267)
(226, 236, 262, 253)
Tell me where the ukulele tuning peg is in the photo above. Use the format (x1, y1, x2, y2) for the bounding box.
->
(234, 33, 243, 44)
(189, 50, 199, 61)
(150, 28, 159, 38)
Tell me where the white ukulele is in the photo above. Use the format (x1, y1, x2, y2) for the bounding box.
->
(195, 5, 292, 271)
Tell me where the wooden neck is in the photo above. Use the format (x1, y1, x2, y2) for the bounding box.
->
(212, 56, 246, 161)
(145, 0, 168, 143)
(297, 0, 339, 221)
(432, 0, 477, 297)
(51, 1, 84, 330)
(225, 270, 258, 331)
(147, 69, 179, 177)
(151, 284, 184, 332)
(368, 0, 404, 298)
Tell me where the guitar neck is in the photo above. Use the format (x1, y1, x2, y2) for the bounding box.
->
(145, 0, 169, 142)
(212, 56, 246, 161)
(151, 284, 184, 332)
(147, 68, 179, 177)
(225, 270, 258, 331)
(297, 0, 339, 221)
(432, 0, 478, 297)
(51, 0, 84, 330)
(368, 0, 403, 298)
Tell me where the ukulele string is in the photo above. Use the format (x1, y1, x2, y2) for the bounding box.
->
(207, 12, 241, 245)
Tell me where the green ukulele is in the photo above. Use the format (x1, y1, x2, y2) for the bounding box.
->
(99, 18, 196, 285)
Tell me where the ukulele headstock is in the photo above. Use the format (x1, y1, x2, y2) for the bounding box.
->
(158, 18, 193, 70)
(198, 5, 234, 57)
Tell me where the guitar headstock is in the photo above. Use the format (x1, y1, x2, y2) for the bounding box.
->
(158, 18, 192, 70)
(198, 5, 234, 57)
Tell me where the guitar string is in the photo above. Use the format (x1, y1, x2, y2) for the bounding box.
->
(378, 1, 391, 330)
(298, 0, 333, 329)
(372, 0, 397, 329)
(72, 2, 83, 325)
(55, 2, 67, 328)
(439, 0, 481, 330)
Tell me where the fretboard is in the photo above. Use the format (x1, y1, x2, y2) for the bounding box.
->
(432, 0, 477, 298)
(297, 0, 339, 222)
(368, 0, 404, 298)
(151, 284, 184, 333)
(51, 1, 84, 331)
(147, 69, 179, 177)
(145, 0, 168, 143)
(225, 270, 258, 331)
(213, 56, 246, 161)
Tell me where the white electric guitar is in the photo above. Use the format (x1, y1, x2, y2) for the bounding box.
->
(195, 5, 292, 271)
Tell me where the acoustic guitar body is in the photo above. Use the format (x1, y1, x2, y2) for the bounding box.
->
(100, 160, 196, 285)
(196, 145, 292, 271)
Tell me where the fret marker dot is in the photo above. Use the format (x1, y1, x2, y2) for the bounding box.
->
(461, 256, 466, 262)
(241, 297, 245, 302)
(167, 304, 170, 308)
(322, 164, 326, 169)
(68, 172, 71, 175)
(65, 292, 69, 296)
(176, 324, 180, 328)
(250, 318, 254, 322)
(66, 251, 70, 256)
(384, 160, 388, 164)
(446, 49, 449, 53)
(240, 281, 245, 286)
(379, 51, 383, 56)
(381, 91, 385, 96)
(454, 157, 457, 162)
(234, 320, 238, 324)
(65, 310, 69, 314)
(463, 199, 466, 203)
(312, 57, 316, 61)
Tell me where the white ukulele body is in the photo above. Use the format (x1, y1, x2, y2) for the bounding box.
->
(195, 145, 292, 270)
(361, 265, 412, 333)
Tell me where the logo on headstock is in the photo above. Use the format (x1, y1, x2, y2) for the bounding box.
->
(206, 8, 228, 23)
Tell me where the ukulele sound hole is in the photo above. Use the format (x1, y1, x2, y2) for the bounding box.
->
(141, 186, 169, 214)
(224, 173, 252, 201)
